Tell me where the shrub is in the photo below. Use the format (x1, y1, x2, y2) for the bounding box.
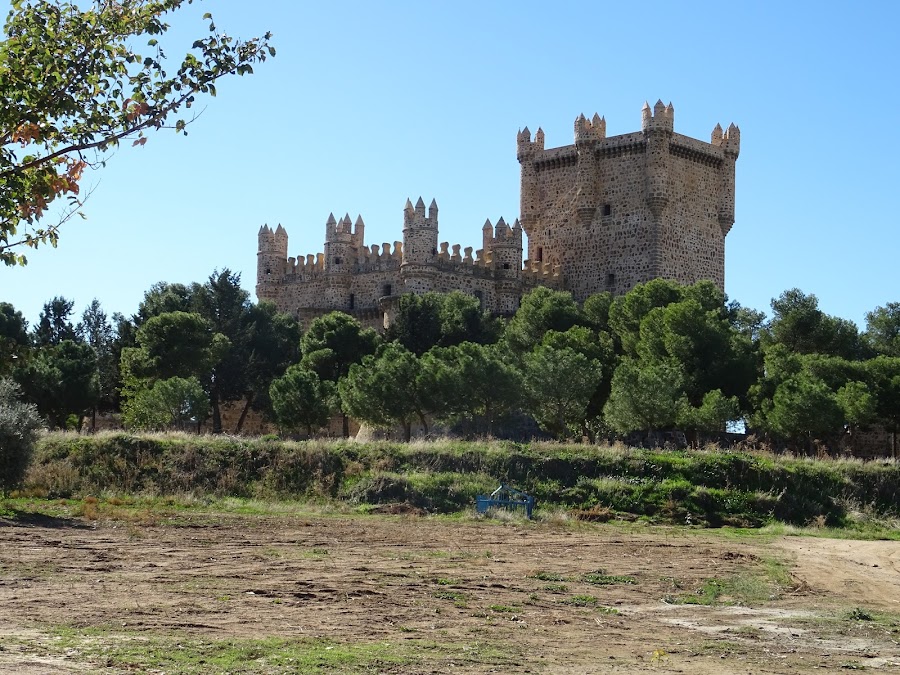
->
(0, 379, 43, 494)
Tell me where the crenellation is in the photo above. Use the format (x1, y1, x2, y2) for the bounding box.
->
(257, 101, 739, 329)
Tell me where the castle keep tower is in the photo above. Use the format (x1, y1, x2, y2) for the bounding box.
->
(518, 100, 740, 300)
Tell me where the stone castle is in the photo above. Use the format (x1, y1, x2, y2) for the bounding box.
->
(257, 101, 740, 328)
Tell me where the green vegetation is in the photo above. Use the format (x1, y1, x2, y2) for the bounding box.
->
(582, 572, 637, 585)
(15, 433, 900, 530)
(34, 625, 514, 673)
(665, 558, 792, 606)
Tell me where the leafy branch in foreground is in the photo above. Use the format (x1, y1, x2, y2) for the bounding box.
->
(0, 0, 274, 264)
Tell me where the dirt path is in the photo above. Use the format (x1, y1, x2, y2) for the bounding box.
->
(776, 537, 900, 611)
(0, 511, 898, 673)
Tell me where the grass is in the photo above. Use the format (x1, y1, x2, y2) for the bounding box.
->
(36, 625, 516, 674)
(666, 558, 791, 607)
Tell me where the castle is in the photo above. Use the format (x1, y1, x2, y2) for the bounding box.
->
(257, 101, 740, 328)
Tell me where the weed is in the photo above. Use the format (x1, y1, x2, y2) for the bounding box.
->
(845, 608, 874, 622)
(530, 571, 566, 582)
(542, 583, 568, 594)
(583, 572, 636, 586)
(561, 595, 599, 607)
(433, 590, 465, 602)
(489, 605, 518, 613)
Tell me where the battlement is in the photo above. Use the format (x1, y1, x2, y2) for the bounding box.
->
(574, 113, 606, 144)
(403, 197, 438, 229)
(641, 99, 675, 132)
(516, 126, 545, 160)
(710, 122, 741, 155)
(481, 216, 522, 249)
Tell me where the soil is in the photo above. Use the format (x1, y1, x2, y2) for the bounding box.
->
(0, 507, 898, 673)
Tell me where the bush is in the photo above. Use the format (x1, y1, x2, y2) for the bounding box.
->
(0, 379, 43, 494)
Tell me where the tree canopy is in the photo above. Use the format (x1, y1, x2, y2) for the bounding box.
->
(0, 0, 273, 264)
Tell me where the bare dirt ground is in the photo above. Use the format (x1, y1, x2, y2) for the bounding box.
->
(0, 508, 898, 673)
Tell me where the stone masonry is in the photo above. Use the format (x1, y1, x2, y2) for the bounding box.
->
(257, 101, 740, 328)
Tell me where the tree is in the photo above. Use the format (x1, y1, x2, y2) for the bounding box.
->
(0, 302, 29, 375)
(0, 378, 43, 494)
(636, 297, 756, 408)
(122, 311, 228, 382)
(237, 301, 300, 432)
(539, 326, 617, 438)
(269, 366, 333, 437)
(766, 288, 861, 360)
(339, 343, 429, 441)
(385, 292, 493, 356)
(865, 357, 900, 457)
(608, 279, 683, 357)
(77, 298, 117, 426)
(33, 296, 78, 346)
(603, 359, 684, 437)
(190, 269, 252, 433)
(503, 287, 583, 353)
(677, 390, 740, 446)
(863, 302, 900, 357)
(301, 312, 379, 436)
(523, 345, 601, 439)
(0, 0, 274, 264)
(765, 374, 843, 452)
(135, 281, 194, 326)
(16, 339, 98, 428)
(122, 376, 208, 431)
(835, 380, 877, 454)
(421, 342, 523, 436)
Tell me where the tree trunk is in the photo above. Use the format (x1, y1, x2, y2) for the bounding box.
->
(342, 413, 350, 438)
(234, 395, 252, 434)
(416, 411, 429, 437)
(403, 421, 412, 442)
(210, 388, 222, 434)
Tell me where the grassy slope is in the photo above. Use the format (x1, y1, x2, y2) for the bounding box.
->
(20, 432, 900, 529)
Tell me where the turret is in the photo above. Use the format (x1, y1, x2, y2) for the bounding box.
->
(641, 99, 674, 132)
(401, 196, 439, 280)
(324, 212, 355, 274)
(482, 216, 522, 280)
(517, 126, 543, 232)
(256, 223, 288, 301)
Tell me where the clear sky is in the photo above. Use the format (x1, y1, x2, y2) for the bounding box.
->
(3, 0, 898, 331)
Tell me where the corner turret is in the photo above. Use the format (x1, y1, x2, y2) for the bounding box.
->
(642, 99, 674, 132)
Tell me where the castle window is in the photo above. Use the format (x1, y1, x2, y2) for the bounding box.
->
(349, 293, 355, 310)
(606, 272, 616, 287)
(536, 247, 543, 262)
(334, 257, 342, 265)
(502, 263, 511, 270)
(473, 290, 484, 309)
(602, 204, 612, 217)
(265, 268, 271, 276)
(383, 284, 392, 297)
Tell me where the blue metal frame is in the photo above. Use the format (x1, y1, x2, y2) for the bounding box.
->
(476, 484, 535, 519)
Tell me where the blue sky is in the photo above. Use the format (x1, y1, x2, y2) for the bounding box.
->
(4, 0, 898, 331)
